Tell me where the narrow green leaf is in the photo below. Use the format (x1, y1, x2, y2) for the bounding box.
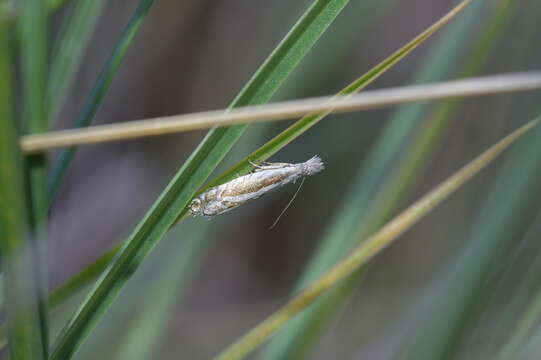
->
(47, 0, 106, 123)
(19, 0, 49, 354)
(48, 0, 155, 200)
(214, 117, 541, 360)
(112, 220, 211, 360)
(50, 1, 351, 359)
(0, 20, 46, 360)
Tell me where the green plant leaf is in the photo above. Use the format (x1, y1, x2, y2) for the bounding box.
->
(47, 0, 106, 124)
(0, 20, 46, 360)
(19, 0, 49, 354)
(48, 0, 155, 200)
(214, 116, 541, 360)
(112, 220, 212, 360)
(49, 1, 351, 359)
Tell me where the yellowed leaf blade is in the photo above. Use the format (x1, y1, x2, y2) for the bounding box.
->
(214, 116, 541, 360)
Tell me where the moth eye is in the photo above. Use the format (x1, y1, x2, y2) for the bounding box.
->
(189, 199, 202, 216)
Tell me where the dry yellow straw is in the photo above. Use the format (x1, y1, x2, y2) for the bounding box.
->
(21, 72, 541, 153)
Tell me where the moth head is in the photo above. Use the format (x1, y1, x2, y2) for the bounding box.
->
(189, 198, 203, 217)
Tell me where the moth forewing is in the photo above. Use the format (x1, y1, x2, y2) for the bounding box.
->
(189, 155, 324, 218)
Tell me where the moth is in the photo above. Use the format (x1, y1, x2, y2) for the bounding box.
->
(189, 155, 324, 218)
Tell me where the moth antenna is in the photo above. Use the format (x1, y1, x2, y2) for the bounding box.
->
(268, 176, 306, 230)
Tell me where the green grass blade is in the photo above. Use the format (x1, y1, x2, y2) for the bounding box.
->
(262, 2, 486, 356)
(47, 0, 106, 124)
(47, 0, 155, 200)
(0, 20, 46, 360)
(49, 246, 120, 309)
(214, 117, 541, 360)
(201, 0, 472, 197)
(0, 0, 73, 18)
(19, 0, 49, 354)
(49, 1, 351, 358)
(112, 220, 211, 360)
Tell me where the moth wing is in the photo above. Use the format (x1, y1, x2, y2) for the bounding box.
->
(250, 163, 293, 173)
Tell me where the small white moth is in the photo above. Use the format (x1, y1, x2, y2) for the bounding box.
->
(189, 155, 324, 218)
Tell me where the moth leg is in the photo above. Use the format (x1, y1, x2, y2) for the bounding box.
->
(248, 158, 274, 173)
(248, 158, 293, 172)
(248, 158, 266, 169)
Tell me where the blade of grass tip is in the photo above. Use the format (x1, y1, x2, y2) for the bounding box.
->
(262, 0, 486, 357)
(214, 117, 541, 360)
(201, 0, 472, 195)
(47, 0, 155, 201)
(113, 220, 212, 360)
(47, 0, 107, 124)
(400, 122, 541, 360)
(50, 1, 352, 359)
(0, 20, 46, 360)
(19, 0, 49, 354)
